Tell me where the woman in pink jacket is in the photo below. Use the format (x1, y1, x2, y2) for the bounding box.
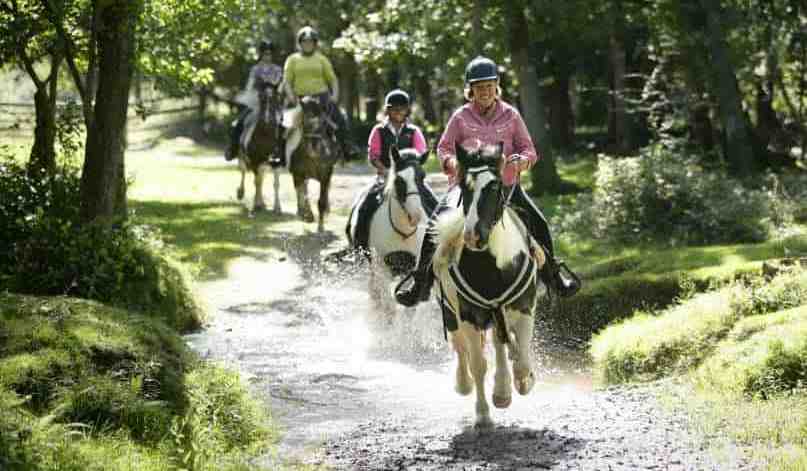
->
(395, 56, 580, 307)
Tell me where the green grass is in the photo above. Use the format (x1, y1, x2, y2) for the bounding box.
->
(590, 269, 807, 384)
(0, 293, 275, 471)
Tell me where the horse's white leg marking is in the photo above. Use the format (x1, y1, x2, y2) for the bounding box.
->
(461, 322, 491, 428)
(300, 178, 314, 222)
(237, 158, 246, 201)
(510, 309, 536, 395)
(254, 164, 266, 211)
(451, 331, 473, 396)
(492, 323, 513, 408)
(272, 167, 282, 214)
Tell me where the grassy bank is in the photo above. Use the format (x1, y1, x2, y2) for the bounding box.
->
(1, 132, 301, 470)
(0, 294, 273, 471)
(591, 266, 807, 469)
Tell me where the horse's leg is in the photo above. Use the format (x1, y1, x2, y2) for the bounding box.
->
(253, 164, 266, 212)
(297, 177, 314, 223)
(272, 167, 282, 214)
(450, 330, 473, 396)
(317, 173, 332, 233)
(510, 310, 537, 396)
(237, 158, 246, 201)
(492, 324, 513, 408)
(461, 322, 491, 428)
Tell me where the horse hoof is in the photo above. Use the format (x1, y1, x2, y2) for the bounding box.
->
(301, 213, 315, 223)
(474, 415, 494, 430)
(455, 381, 473, 396)
(237, 188, 245, 200)
(254, 204, 266, 212)
(493, 393, 512, 409)
(515, 370, 536, 395)
(273, 206, 282, 215)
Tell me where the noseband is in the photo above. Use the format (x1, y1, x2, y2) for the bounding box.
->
(462, 166, 510, 227)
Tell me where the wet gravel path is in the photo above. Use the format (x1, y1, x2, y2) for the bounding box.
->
(184, 165, 754, 471)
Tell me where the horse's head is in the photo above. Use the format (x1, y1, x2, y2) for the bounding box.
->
(256, 81, 280, 126)
(386, 145, 433, 228)
(456, 141, 505, 251)
(299, 95, 324, 134)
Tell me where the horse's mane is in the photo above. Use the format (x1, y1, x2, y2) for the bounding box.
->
(432, 201, 530, 271)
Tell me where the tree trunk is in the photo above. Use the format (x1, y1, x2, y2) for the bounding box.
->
(607, 8, 630, 154)
(29, 74, 59, 174)
(507, 2, 562, 195)
(471, 0, 484, 53)
(337, 55, 358, 122)
(79, 0, 139, 224)
(549, 68, 574, 150)
(415, 72, 437, 124)
(698, 0, 757, 175)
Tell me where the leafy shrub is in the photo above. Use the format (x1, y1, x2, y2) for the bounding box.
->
(587, 141, 793, 244)
(0, 149, 203, 330)
(0, 150, 81, 271)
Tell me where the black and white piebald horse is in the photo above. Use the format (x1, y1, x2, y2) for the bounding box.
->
(236, 69, 284, 213)
(431, 142, 545, 428)
(346, 146, 438, 310)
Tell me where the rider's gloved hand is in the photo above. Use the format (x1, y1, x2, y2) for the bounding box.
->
(506, 153, 530, 173)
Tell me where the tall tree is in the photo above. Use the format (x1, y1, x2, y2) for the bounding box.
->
(697, 0, 757, 174)
(79, 0, 140, 223)
(507, 1, 562, 194)
(0, 0, 64, 174)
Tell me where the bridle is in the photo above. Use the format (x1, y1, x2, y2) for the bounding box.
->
(387, 190, 420, 239)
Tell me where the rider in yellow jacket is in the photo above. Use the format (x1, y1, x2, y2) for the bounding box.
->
(282, 26, 353, 159)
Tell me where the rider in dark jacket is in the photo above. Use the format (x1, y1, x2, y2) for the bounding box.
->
(348, 89, 428, 252)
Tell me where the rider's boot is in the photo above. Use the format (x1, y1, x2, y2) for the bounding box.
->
(226, 114, 246, 161)
(394, 233, 437, 307)
(539, 254, 581, 298)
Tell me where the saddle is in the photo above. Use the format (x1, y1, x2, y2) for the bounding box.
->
(282, 96, 337, 167)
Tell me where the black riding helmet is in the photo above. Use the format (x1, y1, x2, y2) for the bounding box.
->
(465, 56, 498, 84)
(384, 89, 410, 108)
(258, 38, 274, 56)
(297, 26, 319, 44)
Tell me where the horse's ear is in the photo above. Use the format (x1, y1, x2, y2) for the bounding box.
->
(391, 144, 400, 163)
(455, 142, 468, 167)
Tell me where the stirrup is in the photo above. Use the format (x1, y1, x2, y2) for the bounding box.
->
(556, 261, 582, 297)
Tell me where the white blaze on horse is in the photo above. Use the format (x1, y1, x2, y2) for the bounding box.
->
(347, 146, 438, 310)
(235, 68, 284, 214)
(431, 142, 546, 428)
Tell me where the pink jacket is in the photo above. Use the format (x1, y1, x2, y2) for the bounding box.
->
(437, 100, 539, 186)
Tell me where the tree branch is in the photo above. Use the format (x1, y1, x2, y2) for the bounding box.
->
(40, 0, 92, 125)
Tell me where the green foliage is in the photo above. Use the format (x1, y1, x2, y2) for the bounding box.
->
(0, 149, 203, 330)
(695, 306, 807, 398)
(588, 141, 794, 244)
(0, 294, 271, 471)
(590, 269, 807, 385)
(169, 364, 273, 471)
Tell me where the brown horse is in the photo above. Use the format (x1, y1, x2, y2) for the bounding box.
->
(237, 81, 283, 213)
(288, 96, 340, 232)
